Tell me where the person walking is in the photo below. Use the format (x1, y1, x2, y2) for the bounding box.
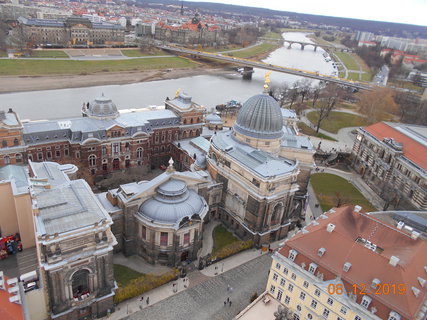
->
(227, 297, 230, 303)
(140, 296, 144, 302)
(224, 301, 226, 306)
(146, 296, 150, 305)
(229, 300, 232, 307)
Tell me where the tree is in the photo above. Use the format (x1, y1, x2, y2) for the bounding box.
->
(311, 83, 322, 108)
(299, 78, 313, 104)
(288, 81, 300, 109)
(271, 83, 289, 107)
(314, 84, 343, 133)
(356, 87, 398, 123)
(274, 305, 293, 320)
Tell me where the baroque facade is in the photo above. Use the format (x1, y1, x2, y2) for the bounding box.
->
(0, 92, 204, 178)
(207, 90, 313, 245)
(351, 121, 427, 210)
(17, 16, 124, 47)
(98, 160, 221, 266)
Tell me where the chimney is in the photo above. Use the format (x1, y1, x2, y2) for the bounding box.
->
(389, 256, 400, 267)
(343, 262, 352, 272)
(417, 277, 425, 288)
(8, 108, 13, 113)
(411, 231, 420, 240)
(396, 221, 404, 230)
(326, 223, 335, 232)
(354, 205, 362, 212)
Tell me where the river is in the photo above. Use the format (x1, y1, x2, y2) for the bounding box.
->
(0, 32, 335, 121)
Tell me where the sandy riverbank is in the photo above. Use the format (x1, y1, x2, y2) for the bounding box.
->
(0, 67, 231, 93)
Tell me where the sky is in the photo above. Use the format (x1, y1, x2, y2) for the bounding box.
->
(186, 0, 427, 27)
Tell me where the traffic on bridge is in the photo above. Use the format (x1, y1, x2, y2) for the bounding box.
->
(156, 44, 372, 91)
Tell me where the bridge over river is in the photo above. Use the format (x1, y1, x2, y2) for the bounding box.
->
(156, 44, 372, 91)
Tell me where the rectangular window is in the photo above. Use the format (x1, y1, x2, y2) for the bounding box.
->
(303, 281, 309, 288)
(55, 150, 61, 157)
(280, 278, 286, 286)
(112, 143, 120, 154)
(141, 226, 146, 240)
(288, 284, 293, 292)
(311, 299, 317, 309)
(299, 292, 305, 300)
(275, 262, 281, 270)
(283, 267, 288, 275)
(37, 153, 43, 160)
(273, 273, 278, 281)
(284, 296, 290, 305)
(64, 148, 69, 156)
(314, 289, 321, 297)
(277, 289, 283, 301)
(102, 146, 107, 156)
(322, 309, 329, 319)
(160, 232, 168, 246)
(340, 306, 347, 315)
(270, 285, 276, 294)
(291, 273, 296, 280)
(184, 232, 190, 245)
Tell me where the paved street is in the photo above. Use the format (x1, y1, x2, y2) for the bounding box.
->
(122, 254, 272, 320)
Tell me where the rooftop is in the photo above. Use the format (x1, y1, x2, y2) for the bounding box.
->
(211, 130, 297, 178)
(363, 122, 427, 171)
(280, 205, 427, 319)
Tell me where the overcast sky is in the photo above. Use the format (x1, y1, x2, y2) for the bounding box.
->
(186, 0, 427, 27)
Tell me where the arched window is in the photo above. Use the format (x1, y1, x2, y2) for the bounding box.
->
(1, 140, 7, 148)
(15, 153, 22, 163)
(88, 154, 96, 167)
(13, 138, 19, 146)
(136, 147, 143, 159)
(271, 203, 283, 225)
(3, 155, 10, 165)
(72, 269, 90, 298)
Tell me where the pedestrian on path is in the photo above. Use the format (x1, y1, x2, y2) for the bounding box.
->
(146, 297, 149, 305)
(224, 301, 226, 306)
(229, 300, 232, 307)
(140, 296, 144, 302)
(227, 297, 230, 303)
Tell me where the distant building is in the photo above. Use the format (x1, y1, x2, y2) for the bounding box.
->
(351, 122, 427, 210)
(261, 205, 427, 320)
(0, 108, 25, 166)
(17, 16, 125, 47)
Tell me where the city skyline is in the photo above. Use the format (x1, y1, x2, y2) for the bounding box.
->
(186, 0, 427, 27)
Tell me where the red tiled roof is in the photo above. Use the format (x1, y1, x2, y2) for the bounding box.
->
(364, 122, 427, 170)
(280, 206, 427, 319)
(0, 276, 24, 320)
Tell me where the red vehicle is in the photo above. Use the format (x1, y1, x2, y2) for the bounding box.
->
(0, 233, 22, 259)
(159, 164, 167, 170)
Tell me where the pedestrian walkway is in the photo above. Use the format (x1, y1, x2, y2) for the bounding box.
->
(198, 220, 221, 258)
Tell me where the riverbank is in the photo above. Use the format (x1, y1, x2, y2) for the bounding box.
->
(0, 67, 233, 93)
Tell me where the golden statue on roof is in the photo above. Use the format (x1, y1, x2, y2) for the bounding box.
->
(264, 71, 272, 90)
(175, 88, 181, 98)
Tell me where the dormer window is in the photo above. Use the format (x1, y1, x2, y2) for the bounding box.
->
(318, 248, 326, 257)
(388, 311, 401, 320)
(308, 263, 317, 274)
(288, 249, 298, 261)
(371, 278, 380, 289)
(343, 262, 352, 272)
(361, 295, 371, 308)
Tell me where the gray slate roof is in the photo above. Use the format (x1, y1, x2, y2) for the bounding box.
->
(211, 130, 297, 178)
(234, 94, 284, 140)
(36, 179, 109, 235)
(23, 109, 179, 145)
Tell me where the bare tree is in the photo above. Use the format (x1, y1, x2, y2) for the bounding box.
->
(299, 78, 313, 104)
(288, 81, 300, 109)
(274, 305, 293, 320)
(271, 83, 289, 107)
(314, 84, 343, 133)
(356, 87, 398, 123)
(311, 83, 322, 108)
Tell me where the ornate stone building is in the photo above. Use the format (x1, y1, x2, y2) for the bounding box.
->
(207, 90, 311, 245)
(351, 121, 427, 210)
(7, 93, 206, 177)
(26, 160, 116, 320)
(0, 108, 25, 166)
(97, 160, 221, 266)
(17, 16, 125, 47)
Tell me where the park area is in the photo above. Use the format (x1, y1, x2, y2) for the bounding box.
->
(307, 110, 368, 133)
(310, 173, 376, 212)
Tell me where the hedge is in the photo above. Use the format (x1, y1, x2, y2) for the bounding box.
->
(211, 240, 254, 261)
(114, 269, 179, 304)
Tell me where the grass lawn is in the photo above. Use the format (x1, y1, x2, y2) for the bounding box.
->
(335, 52, 359, 70)
(0, 51, 8, 57)
(113, 264, 145, 287)
(347, 72, 360, 81)
(307, 111, 368, 133)
(310, 173, 377, 212)
(121, 49, 167, 57)
(297, 122, 337, 141)
(212, 224, 239, 256)
(263, 31, 283, 39)
(30, 50, 69, 58)
(361, 72, 372, 81)
(0, 57, 197, 76)
(225, 43, 277, 58)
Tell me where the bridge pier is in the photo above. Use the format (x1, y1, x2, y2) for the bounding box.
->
(301, 44, 305, 50)
(242, 67, 254, 80)
(314, 46, 317, 52)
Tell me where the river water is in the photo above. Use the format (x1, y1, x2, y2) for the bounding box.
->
(0, 32, 334, 121)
